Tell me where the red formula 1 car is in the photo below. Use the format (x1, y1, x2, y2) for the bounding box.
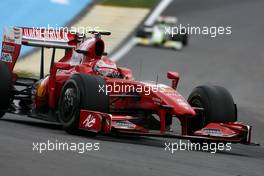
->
(0, 27, 252, 144)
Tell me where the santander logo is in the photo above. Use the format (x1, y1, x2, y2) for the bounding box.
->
(83, 114, 96, 128)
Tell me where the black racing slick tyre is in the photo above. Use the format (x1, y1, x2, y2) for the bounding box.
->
(187, 85, 237, 134)
(182, 32, 188, 46)
(171, 30, 188, 46)
(58, 74, 109, 135)
(0, 61, 12, 118)
(136, 27, 152, 38)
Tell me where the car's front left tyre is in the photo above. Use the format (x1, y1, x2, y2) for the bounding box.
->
(58, 74, 109, 135)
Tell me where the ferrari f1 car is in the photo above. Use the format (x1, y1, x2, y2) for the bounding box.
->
(135, 16, 188, 50)
(0, 27, 252, 144)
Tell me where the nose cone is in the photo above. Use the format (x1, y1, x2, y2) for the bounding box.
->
(157, 87, 196, 116)
(140, 81, 196, 116)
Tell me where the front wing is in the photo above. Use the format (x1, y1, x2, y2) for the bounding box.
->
(79, 110, 252, 145)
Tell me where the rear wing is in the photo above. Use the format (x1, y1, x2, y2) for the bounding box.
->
(21, 27, 77, 49)
(1, 27, 78, 71)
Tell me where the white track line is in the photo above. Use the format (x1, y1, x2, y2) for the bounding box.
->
(110, 38, 137, 62)
(145, 0, 173, 26)
(109, 0, 172, 62)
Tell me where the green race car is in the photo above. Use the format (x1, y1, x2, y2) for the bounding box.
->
(135, 16, 188, 50)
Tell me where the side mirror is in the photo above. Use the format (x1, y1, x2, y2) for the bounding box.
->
(167, 71, 179, 89)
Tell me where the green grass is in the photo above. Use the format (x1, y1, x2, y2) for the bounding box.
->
(101, 0, 159, 8)
(15, 71, 38, 79)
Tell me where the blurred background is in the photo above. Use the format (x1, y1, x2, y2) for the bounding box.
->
(0, 0, 92, 54)
(0, 1, 264, 176)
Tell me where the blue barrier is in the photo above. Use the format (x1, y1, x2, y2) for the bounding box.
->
(0, 0, 91, 55)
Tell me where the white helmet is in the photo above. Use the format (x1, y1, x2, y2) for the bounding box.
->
(94, 58, 119, 77)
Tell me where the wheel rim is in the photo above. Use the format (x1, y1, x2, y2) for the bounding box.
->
(61, 86, 78, 123)
(189, 97, 206, 131)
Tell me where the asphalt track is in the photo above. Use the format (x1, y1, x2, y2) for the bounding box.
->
(1, 0, 264, 176)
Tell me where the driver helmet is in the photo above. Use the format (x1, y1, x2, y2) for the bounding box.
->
(94, 58, 119, 77)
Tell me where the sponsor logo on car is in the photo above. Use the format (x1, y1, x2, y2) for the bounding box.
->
(1, 52, 12, 62)
(202, 128, 223, 136)
(83, 114, 96, 128)
(23, 28, 69, 42)
(2, 45, 15, 52)
(115, 121, 136, 129)
(152, 97, 162, 105)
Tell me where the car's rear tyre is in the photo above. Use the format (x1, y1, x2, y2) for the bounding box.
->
(181, 33, 188, 46)
(58, 74, 109, 135)
(187, 85, 237, 134)
(136, 27, 152, 38)
(171, 30, 188, 46)
(0, 61, 12, 118)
